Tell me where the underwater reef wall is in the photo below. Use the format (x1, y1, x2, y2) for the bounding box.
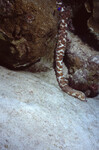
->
(0, 0, 99, 98)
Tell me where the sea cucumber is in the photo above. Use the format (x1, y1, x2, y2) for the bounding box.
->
(56, 0, 86, 101)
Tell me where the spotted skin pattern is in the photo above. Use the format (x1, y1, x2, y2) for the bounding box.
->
(56, 0, 86, 101)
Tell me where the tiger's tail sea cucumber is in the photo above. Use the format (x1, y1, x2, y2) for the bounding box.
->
(56, 0, 86, 101)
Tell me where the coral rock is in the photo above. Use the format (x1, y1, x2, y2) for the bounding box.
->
(65, 33, 99, 97)
(0, 0, 58, 69)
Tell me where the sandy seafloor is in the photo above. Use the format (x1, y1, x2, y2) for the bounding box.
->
(0, 65, 99, 150)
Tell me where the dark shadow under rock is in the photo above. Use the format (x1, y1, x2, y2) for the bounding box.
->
(63, 0, 99, 51)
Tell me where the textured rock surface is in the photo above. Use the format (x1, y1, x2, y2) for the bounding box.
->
(0, 0, 58, 69)
(0, 66, 99, 150)
(65, 32, 99, 97)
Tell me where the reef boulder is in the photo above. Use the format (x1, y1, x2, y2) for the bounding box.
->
(0, 0, 58, 69)
(65, 32, 99, 97)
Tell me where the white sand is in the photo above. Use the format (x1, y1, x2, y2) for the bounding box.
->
(0, 66, 99, 150)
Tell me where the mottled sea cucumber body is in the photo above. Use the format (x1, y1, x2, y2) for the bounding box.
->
(56, 0, 86, 101)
